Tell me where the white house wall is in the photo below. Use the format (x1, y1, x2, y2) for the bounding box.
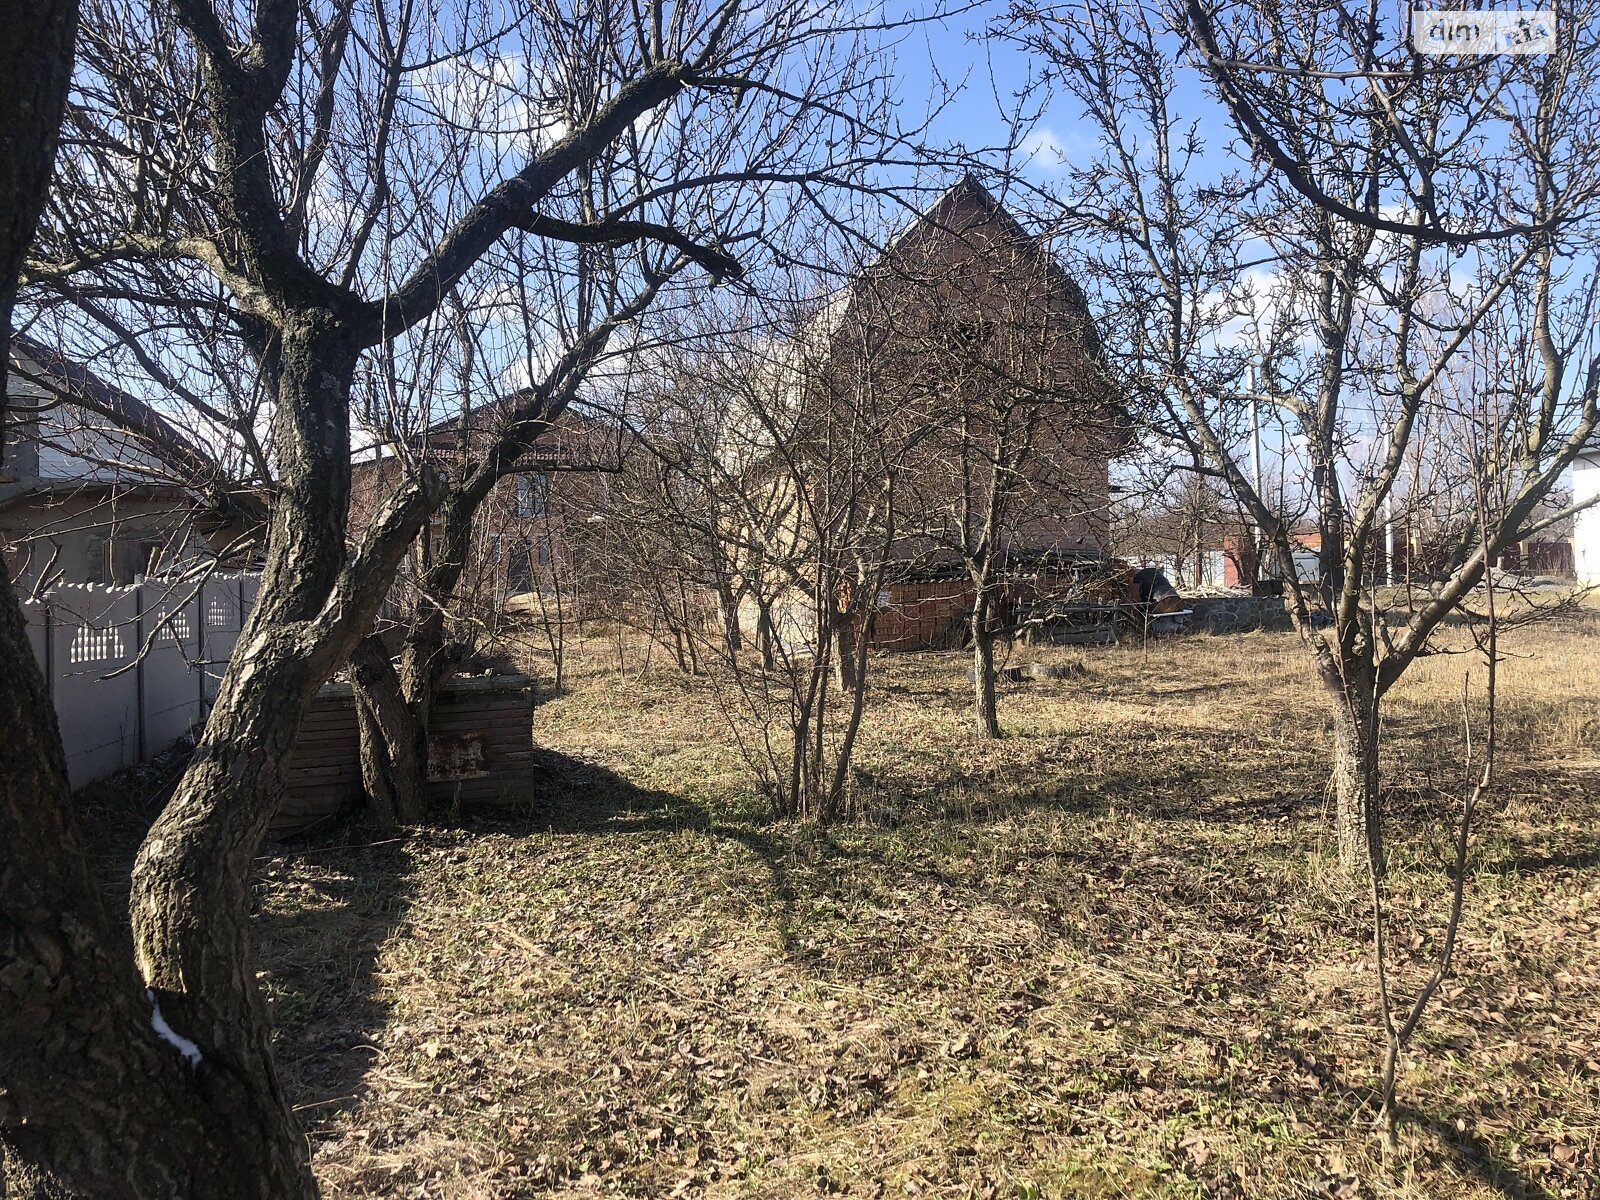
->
(1576, 453, 1600, 584)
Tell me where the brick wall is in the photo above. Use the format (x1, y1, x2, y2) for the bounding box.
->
(866, 578, 974, 650)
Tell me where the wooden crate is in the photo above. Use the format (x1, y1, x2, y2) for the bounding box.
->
(274, 673, 535, 836)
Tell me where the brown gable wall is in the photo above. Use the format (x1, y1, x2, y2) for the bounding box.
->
(813, 180, 1118, 566)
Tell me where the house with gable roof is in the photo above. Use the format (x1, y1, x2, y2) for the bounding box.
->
(2, 335, 253, 593)
(731, 175, 1129, 651)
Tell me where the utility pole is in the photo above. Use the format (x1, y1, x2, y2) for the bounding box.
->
(1249, 364, 1264, 585)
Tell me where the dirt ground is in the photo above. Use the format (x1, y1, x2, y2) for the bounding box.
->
(123, 602, 1599, 1199)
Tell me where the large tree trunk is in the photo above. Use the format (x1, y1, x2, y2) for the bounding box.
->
(124, 324, 360, 1199)
(1328, 662, 1383, 872)
(0, 0, 73, 337)
(2, 575, 323, 1198)
(971, 595, 1002, 739)
(2, 4, 329, 1194)
(123, 322, 436, 1197)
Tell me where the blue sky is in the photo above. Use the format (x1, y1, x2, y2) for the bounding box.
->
(891, 3, 1228, 192)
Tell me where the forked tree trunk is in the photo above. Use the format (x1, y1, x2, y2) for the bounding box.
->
(1328, 661, 1383, 872)
(824, 611, 876, 824)
(351, 634, 426, 832)
(1, 3, 318, 1193)
(122, 321, 435, 1198)
(971, 595, 1002, 739)
(351, 490, 476, 821)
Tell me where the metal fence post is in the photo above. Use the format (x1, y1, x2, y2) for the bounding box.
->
(196, 576, 207, 713)
(135, 583, 147, 761)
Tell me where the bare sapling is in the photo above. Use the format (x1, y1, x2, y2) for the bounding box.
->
(1366, 455, 1501, 1152)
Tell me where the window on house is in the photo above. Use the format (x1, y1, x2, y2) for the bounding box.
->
(108, 538, 163, 585)
(934, 315, 992, 352)
(507, 545, 534, 592)
(514, 472, 549, 519)
(945, 320, 994, 351)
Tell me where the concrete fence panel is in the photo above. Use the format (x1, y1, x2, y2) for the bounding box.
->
(45, 582, 142, 786)
(144, 584, 205, 756)
(21, 573, 261, 789)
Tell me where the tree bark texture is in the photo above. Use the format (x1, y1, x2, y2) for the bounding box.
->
(716, 574, 742, 659)
(351, 487, 481, 819)
(971, 597, 1002, 739)
(2, 575, 321, 1198)
(756, 598, 777, 670)
(0, 3, 323, 1194)
(351, 634, 426, 832)
(120, 324, 438, 1197)
(832, 611, 858, 691)
(1328, 663, 1383, 872)
(0, 0, 73, 345)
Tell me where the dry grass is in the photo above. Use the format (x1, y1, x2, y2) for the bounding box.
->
(242, 603, 1600, 1200)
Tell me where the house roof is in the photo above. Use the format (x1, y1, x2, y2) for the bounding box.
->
(7, 333, 217, 483)
(738, 174, 1127, 463)
(825, 174, 1106, 355)
(371, 397, 623, 473)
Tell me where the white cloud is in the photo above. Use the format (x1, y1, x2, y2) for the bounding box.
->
(1021, 126, 1069, 173)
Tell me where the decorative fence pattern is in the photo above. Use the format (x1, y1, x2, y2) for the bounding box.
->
(20, 573, 260, 788)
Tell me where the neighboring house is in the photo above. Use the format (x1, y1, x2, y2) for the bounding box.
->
(731, 176, 1127, 651)
(350, 402, 619, 614)
(1576, 446, 1600, 584)
(1215, 527, 1323, 589)
(2, 335, 247, 594)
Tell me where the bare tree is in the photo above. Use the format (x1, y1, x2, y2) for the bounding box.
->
(855, 191, 1120, 737)
(9, 0, 927, 1189)
(1367, 436, 1502, 1151)
(348, 249, 682, 829)
(2, 1, 289, 1194)
(1010, 0, 1600, 867)
(598, 286, 922, 821)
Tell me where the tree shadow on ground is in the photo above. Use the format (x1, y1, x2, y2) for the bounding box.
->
(1477, 828, 1600, 876)
(1274, 1043, 1550, 1200)
(847, 727, 1324, 829)
(505, 746, 710, 835)
(485, 746, 1563, 1200)
(75, 751, 418, 1144)
(473, 746, 808, 955)
(250, 831, 416, 1131)
(73, 734, 1572, 1200)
